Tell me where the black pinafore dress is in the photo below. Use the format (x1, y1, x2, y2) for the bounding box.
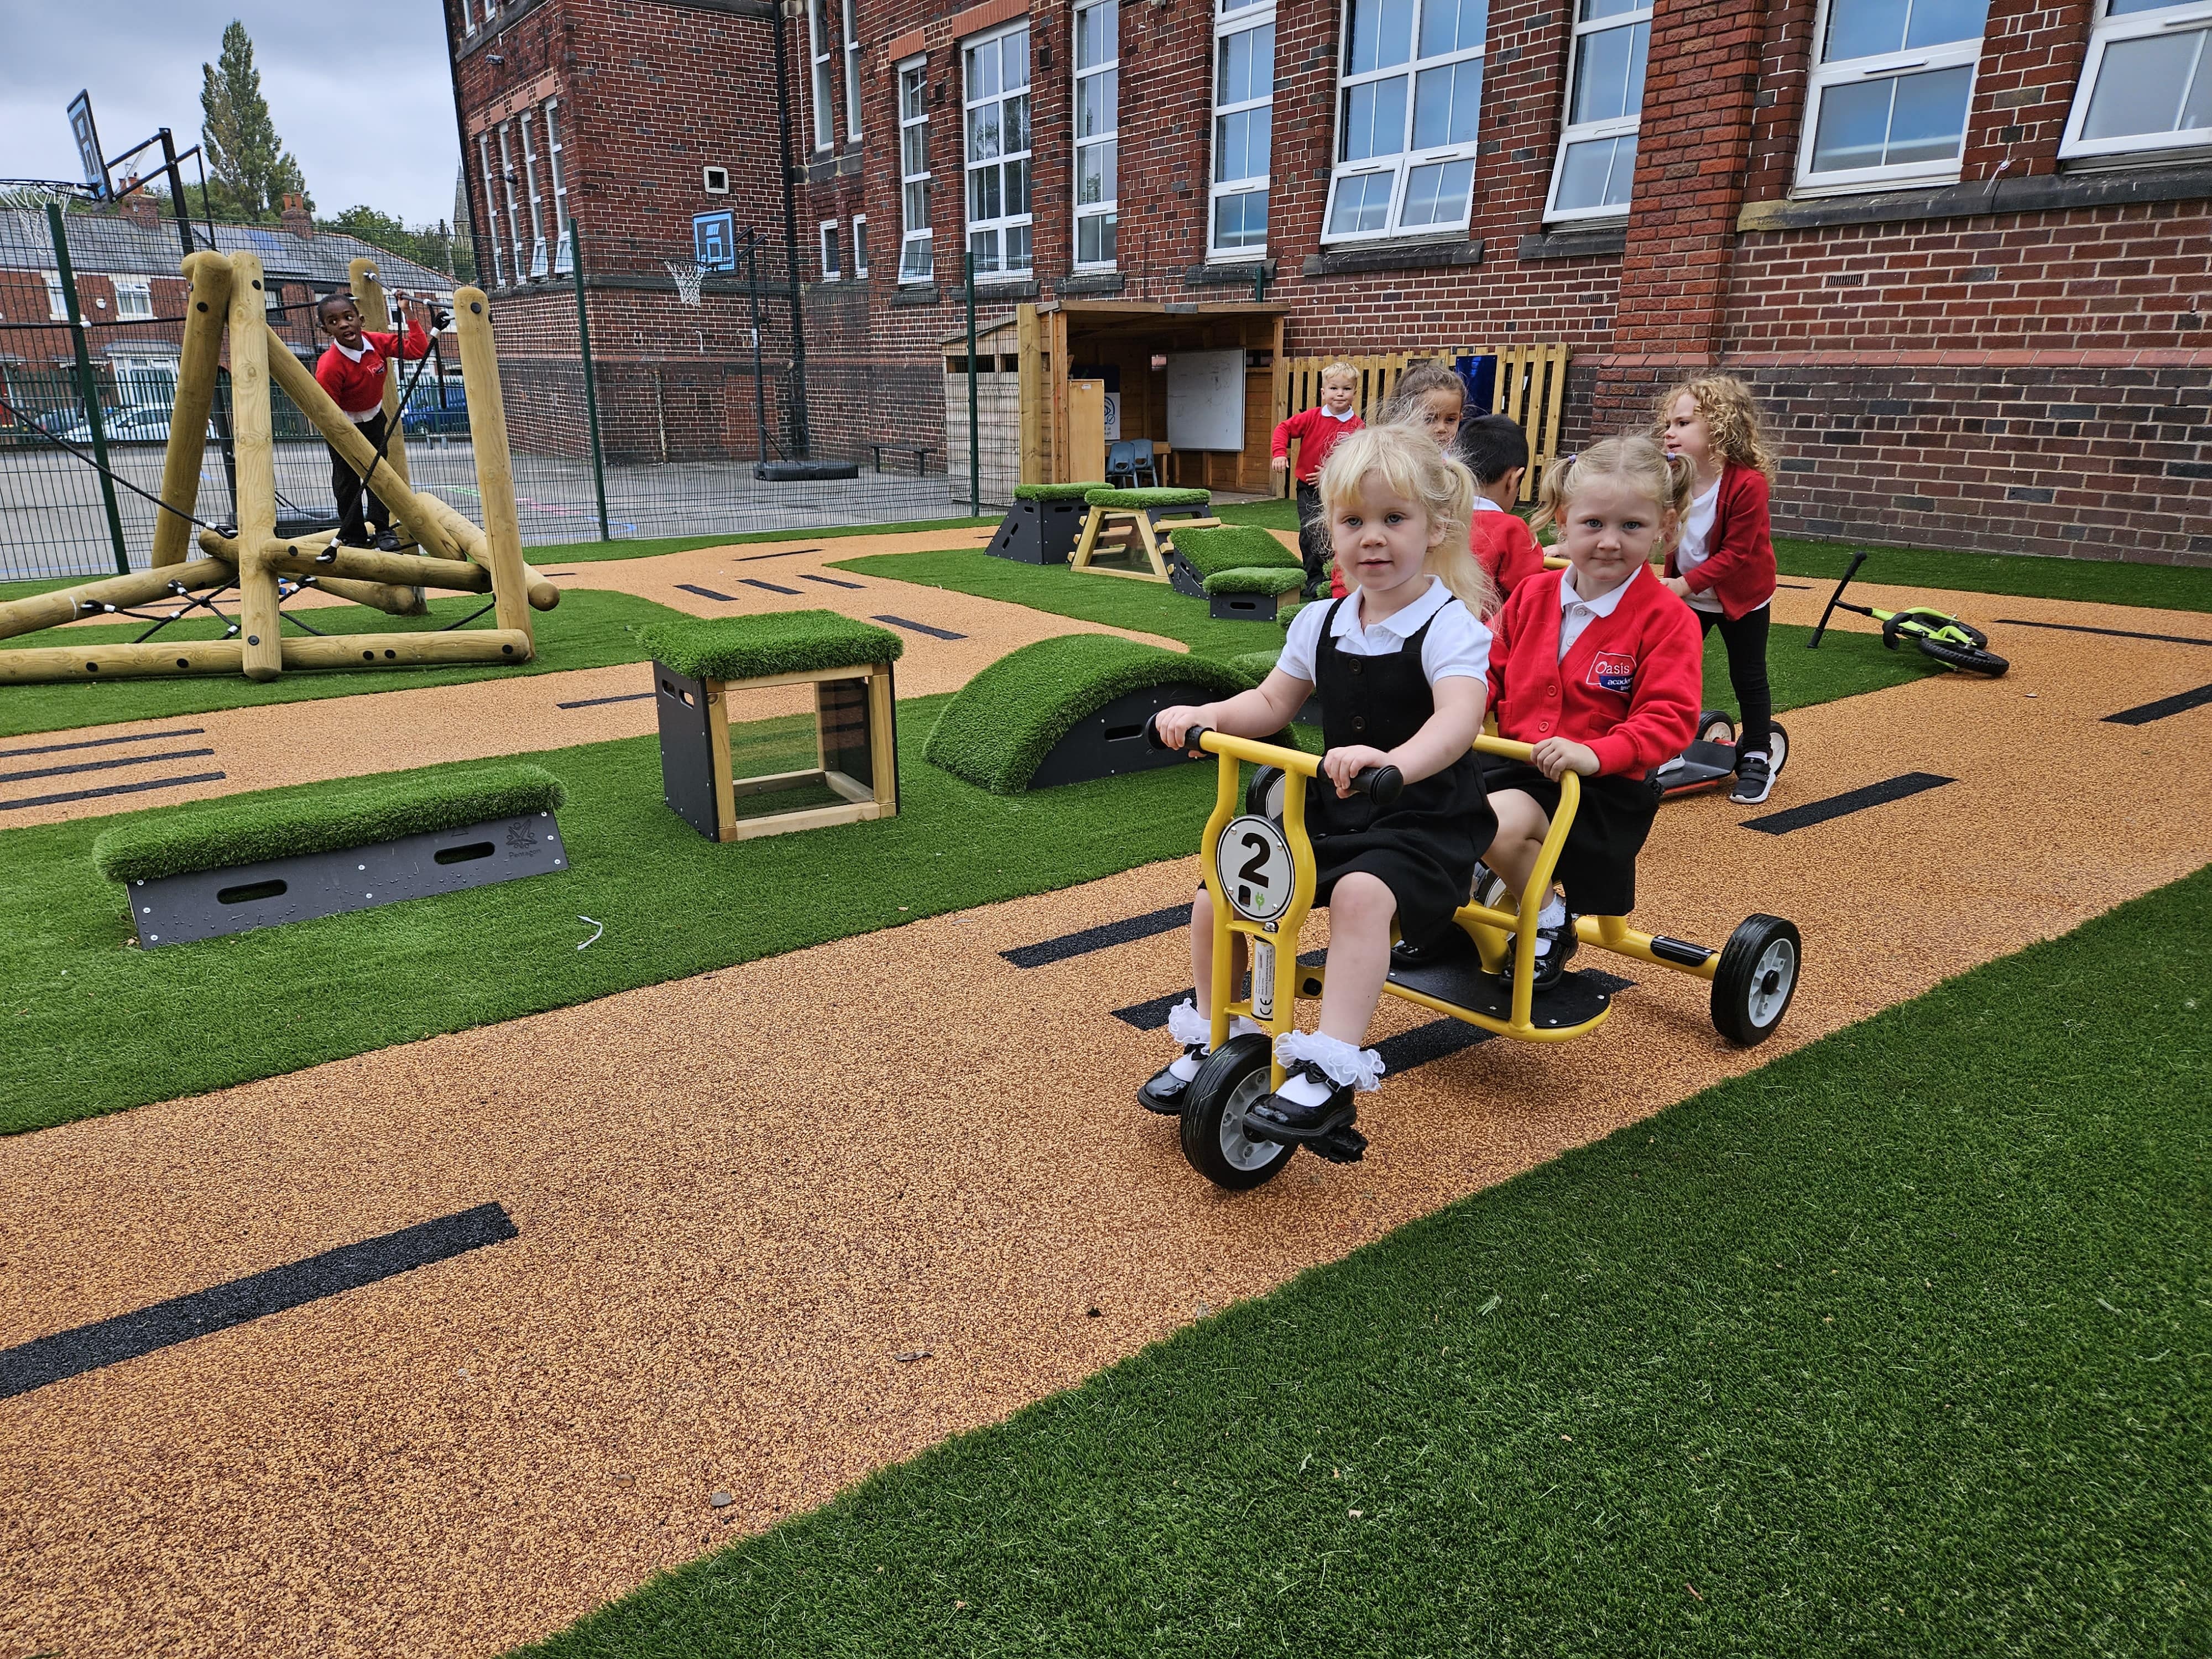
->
(1307, 596, 1495, 951)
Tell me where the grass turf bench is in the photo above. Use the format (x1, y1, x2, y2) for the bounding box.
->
(637, 612, 905, 843)
(1202, 565, 1307, 621)
(988, 482, 1110, 565)
(1071, 488, 1221, 584)
(924, 634, 1253, 793)
(92, 761, 570, 946)
(1168, 525, 1305, 604)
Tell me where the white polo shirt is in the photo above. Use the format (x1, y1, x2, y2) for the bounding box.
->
(1556, 564, 1640, 661)
(1276, 576, 1491, 687)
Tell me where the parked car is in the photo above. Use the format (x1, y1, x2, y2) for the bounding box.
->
(400, 380, 470, 438)
(49, 404, 219, 446)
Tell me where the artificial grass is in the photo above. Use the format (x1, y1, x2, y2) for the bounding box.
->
(1083, 487, 1210, 508)
(637, 612, 904, 682)
(1170, 525, 1301, 581)
(91, 762, 567, 883)
(1013, 482, 1105, 502)
(1202, 566, 1305, 597)
(518, 862, 2211, 1657)
(0, 588, 692, 740)
(0, 698, 1232, 1134)
(922, 635, 1252, 794)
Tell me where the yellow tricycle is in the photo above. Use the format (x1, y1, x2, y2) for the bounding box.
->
(1147, 721, 1803, 1190)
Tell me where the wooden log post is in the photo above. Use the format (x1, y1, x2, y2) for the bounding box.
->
(419, 494, 561, 611)
(149, 252, 233, 569)
(347, 257, 429, 612)
(452, 288, 533, 645)
(260, 332, 464, 564)
(0, 638, 248, 683)
(226, 252, 285, 682)
(0, 559, 233, 643)
(197, 528, 492, 593)
(279, 630, 532, 672)
(310, 576, 432, 617)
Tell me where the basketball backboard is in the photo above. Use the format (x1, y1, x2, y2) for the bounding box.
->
(67, 91, 107, 197)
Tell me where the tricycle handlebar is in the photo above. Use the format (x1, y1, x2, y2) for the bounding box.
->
(1142, 715, 1404, 807)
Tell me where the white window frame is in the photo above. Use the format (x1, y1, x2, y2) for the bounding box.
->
(1793, 0, 1988, 194)
(545, 98, 572, 274)
(963, 20, 1034, 279)
(497, 122, 528, 282)
(1073, 0, 1120, 269)
(2060, 1, 2212, 162)
(808, 0, 837, 150)
(820, 217, 842, 281)
(897, 56, 935, 284)
(843, 0, 864, 142)
(1209, 0, 1275, 260)
(1542, 0, 1651, 223)
(519, 109, 549, 278)
(461, 0, 477, 36)
(111, 276, 153, 321)
(44, 272, 69, 321)
(853, 213, 869, 276)
(1323, 0, 1487, 243)
(477, 132, 507, 287)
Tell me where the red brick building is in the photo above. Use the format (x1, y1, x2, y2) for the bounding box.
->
(450, 0, 2212, 564)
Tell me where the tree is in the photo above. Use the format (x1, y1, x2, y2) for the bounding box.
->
(200, 20, 309, 222)
(323, 206, 458, 277)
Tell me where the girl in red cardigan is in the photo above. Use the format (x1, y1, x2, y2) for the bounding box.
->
(1476, 436, 1703, 989)
(1656, 375, 1780, 804)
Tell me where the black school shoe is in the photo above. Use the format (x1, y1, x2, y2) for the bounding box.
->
(372, 529, 404, 552)
(1500, 912, 1579, 993)
(1389, 925, 1477, 971)
(1244, 1063, 1358, 1145)
(1729, 752, 1774, 806)
(1138, 1044, 1206, 1114)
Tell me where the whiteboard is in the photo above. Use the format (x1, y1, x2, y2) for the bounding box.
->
(1165, 350, 1246, 452)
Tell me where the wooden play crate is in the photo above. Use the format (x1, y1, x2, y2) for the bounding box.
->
(639, 614, 906, 843)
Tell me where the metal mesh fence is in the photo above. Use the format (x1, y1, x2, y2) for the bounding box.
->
(1, 213, 979, 583)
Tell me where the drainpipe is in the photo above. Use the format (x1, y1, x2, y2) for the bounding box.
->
(770, 2, 811, 457)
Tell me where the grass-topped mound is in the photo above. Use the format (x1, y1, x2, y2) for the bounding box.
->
(1172, 526, 1300, 581)
(924, 635, 1251, 794)
(1203, 566, 1306, 598)
(1012, 481, 1107, 502)
(91, 762, 568, 884)
(1082, 486, 1211, 509)
(637, 611, 905, 682)
(1227, 648, 1284, 684)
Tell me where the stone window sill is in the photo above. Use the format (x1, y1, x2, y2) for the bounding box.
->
(1517, 225, 1626, 260)
(1300, 238, 1483, 278)
(1739, 161, 2212, 233)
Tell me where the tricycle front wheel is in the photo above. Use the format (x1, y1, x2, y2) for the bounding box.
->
(1180, 1034, 1296, 1190)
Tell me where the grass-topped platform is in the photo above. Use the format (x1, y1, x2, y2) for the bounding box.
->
(635, 611, 904, 683)
(1013, 482, 1108, 502)
(92, 761, 571, 948)
(925, 634, 1251, 793)
(1081, 487, 1212, 509)
(1202, 565, 1306, 622)
(990, 483, 1112, 565)
(1171, 525, 1301, 582)
(1072, 489, 1222, 584)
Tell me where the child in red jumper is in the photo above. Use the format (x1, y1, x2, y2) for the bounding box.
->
(314, 292, 435, 550)
(1271, 361, 1363, 596)
(1463, 414, 1546, 607)
(1478, 436, 1703, 989)
(1655, 374, 1780, 804)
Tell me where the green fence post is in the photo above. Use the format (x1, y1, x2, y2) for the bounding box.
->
(50, 204, 131, 575)
(966, 251, 980, 519)
(568, 223, 611, 541)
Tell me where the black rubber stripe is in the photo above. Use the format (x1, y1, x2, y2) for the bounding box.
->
(1003, 904, 1189, 968)
(537, 570, 577, 576)
(801, 573, 864, 589)
(1997, 617, 2212, 649)
(0, 1203, 518, 1400)
(556, 690, 656, 709)
(1373, 1019, 1493, 1070)
(0, 747, 216, 787)
(1, 770, 226, 811)
(675, 583, 737, 602)
(873, 613, 966, 640)
(0, 726, 206, 761)
(740, 578, 801, 596)
(734, 547, 820, 562)
(1775, 581, 1814, 591)
(2103, 681, 2212, 727)
(1741, 771, 1955, 834)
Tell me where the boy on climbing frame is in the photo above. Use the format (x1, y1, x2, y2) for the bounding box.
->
(313, 292, 442, 550)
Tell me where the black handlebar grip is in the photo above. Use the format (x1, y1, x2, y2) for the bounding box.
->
(1142, 716, 1212, 753)
(1354, 765, 1404, 807)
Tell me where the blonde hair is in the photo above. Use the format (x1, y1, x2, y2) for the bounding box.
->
(1652, 374, 1776, 479)
(1316, 423, 1495, 618)
(1380, 361, 1465, 425)
(1528, 435, 1694, 546)
(1318, 359, 1359, 389)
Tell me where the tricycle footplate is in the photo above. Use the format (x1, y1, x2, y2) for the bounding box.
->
(1385, 954, 1616, 1030)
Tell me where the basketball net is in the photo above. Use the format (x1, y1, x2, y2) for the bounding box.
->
(664, 262, 706, 306)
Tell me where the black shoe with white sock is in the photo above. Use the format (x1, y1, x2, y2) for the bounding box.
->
(1138, 1044, 1207, 1114)
(1245, 1062, 1358, 1144)
(1729, 751, 1773, 805)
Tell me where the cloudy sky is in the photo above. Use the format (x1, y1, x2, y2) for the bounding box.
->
(0, 0, 461, 227)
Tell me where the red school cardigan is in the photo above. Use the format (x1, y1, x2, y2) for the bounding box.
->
(1485, 565, 1703, 779)
(314, 320, 432, 418)
(1665, 461, 1777, 621)
(1270, 406, 1364, 484)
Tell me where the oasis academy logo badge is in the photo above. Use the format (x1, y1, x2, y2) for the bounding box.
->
(1587, 651, 1636, 694)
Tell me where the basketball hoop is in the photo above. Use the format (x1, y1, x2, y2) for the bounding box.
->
(665, 262, 706, 306)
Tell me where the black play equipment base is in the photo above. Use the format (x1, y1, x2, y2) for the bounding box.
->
(754, 460, 861, 482)
(123, 811, 568, 946)
(1209, 589, 1287, 621)
(1653, 710, 1792, 800)
(985, 497, 1088, 564)
(1027, 683, 1252, 789)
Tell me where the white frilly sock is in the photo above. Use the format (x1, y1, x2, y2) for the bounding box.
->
(1165, 1000, 1262, 1079)
(1273, 1029, 1387, 1104)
